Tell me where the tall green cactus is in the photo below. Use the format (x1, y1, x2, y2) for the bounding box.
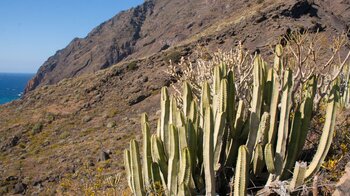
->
(305, 84, 339, 179)
(234, 145, 249, 196)
(246, 55, 264, 155)
(124, 43, 341, 195)
(141, 118, 152, 187)
(289, 162, 307, 191)
(124, 149, 133, 193)
(129, 140, 145, 196)
(178, 148, 192, 188)
(268, 44, 283, 144)
(160, 87, 170, 155)
(274, 69, 292, 177)
(203, 107, 215, 196)
(168, 124, 180, 195)
(183, 81, 193, 117)
(151, 134, 168, 181)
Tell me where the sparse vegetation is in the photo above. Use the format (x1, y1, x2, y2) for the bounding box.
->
(164, 50, 182, 64)
(127, 61, 138, 71)
(31, 122, 43, 135)
(125, 33, 350, 195)
(1, 1, 350, 195)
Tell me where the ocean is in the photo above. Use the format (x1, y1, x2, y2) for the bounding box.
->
(0, 73, 34, 105)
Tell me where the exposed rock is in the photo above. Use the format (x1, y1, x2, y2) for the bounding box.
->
(1, 136, 20, 151)
(333, 162, 350, 196)
(82, 116, 92, 123)
(97, 151, 110, 162)
(13, 182, 26, 194)
(127, 92, 151, 106)
(106, 121, 116, 128)
(6, 176, 18, 182)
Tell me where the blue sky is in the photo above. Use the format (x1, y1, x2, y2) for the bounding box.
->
(0, 0, 144, 73)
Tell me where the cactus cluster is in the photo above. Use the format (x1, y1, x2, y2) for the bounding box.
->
(124, 44, 340, 195)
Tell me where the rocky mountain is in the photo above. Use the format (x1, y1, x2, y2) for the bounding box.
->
(25, 0, 350, 93)
(24, 0, 249, 92)
(1, 0, 350, 194)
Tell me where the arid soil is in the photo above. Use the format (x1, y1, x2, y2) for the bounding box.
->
(1, 0, 350, 194)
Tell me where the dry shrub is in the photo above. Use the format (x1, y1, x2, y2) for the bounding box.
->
(166, 30, 350, 110)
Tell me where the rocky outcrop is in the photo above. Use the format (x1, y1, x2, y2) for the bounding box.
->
(333, 163, 350, 196)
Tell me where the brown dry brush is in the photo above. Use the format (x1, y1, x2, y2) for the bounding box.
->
(166, 30, 350, 111)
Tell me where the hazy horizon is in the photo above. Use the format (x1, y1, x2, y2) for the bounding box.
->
(0, 0, 143, 73)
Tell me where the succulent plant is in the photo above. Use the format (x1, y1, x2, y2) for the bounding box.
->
(124, 44, 340, 195)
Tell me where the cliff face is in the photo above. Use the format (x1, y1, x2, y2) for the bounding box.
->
(24, 1, 155, 93)
(24, 0, 252, 93)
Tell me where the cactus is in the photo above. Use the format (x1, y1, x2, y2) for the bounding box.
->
(227, 71, 236, 129)
(234, 145, 249, 196)
(264, 143, 276, 174)
(124, 150, 133, 193)
(183, 81, 193, 117)
(160, 87, 170, 155)
(203, 107, 215, 196)
(268, 45, 283, 144)
(305, 84, 339, 179)
(289, 162, 307, 191)
(179, 148, 192, 187)
(246, 55, 264, 155)
(280, 109, 302, 180)
(124, 43, 341, 195)
(342, 64, 350, 108)
(129, 140, 145, 196)
(142, 120, 152, 187)
(167, 124, 180, 195)
(274, 69, 292, 177)
(150, 162, 162, 190)
(253, 143, 264, 176)
(297, 76, 316, 154)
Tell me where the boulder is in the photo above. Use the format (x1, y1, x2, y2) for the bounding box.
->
(333, 162, 350, 196)
(13, 183, 26, 194)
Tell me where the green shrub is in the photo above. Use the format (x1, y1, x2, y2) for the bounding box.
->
(31, 122, 43, 135)
(127, 61, 138, 70)
(164, 51, 182, 64)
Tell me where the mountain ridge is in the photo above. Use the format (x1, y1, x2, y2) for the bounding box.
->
(24, 0, 259, 93)
(25, 0, 350, 94)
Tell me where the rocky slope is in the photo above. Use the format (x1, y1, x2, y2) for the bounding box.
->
(1, 0, 350, 194)
(24, 0, 250, 93)
(25, 0, 350, 93)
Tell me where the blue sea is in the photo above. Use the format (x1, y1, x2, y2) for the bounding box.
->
(0, 73, 34, 105)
